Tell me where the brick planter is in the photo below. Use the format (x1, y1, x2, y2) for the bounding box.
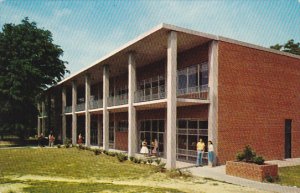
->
(226, 161, 278, 182)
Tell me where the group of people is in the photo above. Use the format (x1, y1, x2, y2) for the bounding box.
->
(140, 139, 159, 157)
(196, 138, 214, 167)
(38, 132, 55, 147)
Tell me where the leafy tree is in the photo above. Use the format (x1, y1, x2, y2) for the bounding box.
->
(270, 39, 300, 55)
(0, 18, 68, 139)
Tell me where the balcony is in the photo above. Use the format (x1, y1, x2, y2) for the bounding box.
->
(135, 85, 166, 103)
(108, 93, 128, 107)
(76, 103, 85, 111)
(65, 106, 72, 113)
(177, 85, 209, 100)
(90, 99, 103, 109)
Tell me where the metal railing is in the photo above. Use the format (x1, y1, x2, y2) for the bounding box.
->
(76, 103, 85, 111)
(64, 106, 72, 113)
(90, 99, 103, 109)
(177, 85, 209, 100)
(108, 93, 128, 107)
(134, 85, 166, 103)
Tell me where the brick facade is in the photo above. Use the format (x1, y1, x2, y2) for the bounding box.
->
(218, 41, 300, 163)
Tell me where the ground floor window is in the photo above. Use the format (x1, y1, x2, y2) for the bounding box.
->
(177, 119, 208, 162)
(139, 119, 164, 156)
(109, 122, 115, 148)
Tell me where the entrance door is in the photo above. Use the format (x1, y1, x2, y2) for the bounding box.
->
(285, 119, 292, 159)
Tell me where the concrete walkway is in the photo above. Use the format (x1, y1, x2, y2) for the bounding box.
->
(175, 159, 300, 193)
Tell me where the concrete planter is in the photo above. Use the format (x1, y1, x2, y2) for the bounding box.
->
(226, 161, 278, 182)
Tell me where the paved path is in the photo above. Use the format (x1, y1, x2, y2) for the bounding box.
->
(174, 160, 300, 193)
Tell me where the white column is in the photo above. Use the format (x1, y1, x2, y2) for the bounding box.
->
(72, 81, 77, 145)
(166, 31, 177, 169)
(208, 40, 219, 165)
(62, 87, 67, 144)
(41, 100, 46, 134)
(128, 52, 137, 157)
(37, 103, 41, 136)
(85, 74, 91, 146)
(103, 65, 110, 150)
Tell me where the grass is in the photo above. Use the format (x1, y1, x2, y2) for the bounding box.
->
(0, 148, 183, 193)
(277, 165, 300, 187)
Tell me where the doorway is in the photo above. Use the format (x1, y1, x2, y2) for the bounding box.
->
(285, 119, 292, 159)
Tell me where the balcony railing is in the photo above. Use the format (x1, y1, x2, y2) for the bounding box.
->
(65, 106, 72, 113)
(90, 99, 103, 109)
(108, 93, 128, 107)
(177, 85, 209, 100)
(76, 103, 85, 111)
(134, 85, 166, 103)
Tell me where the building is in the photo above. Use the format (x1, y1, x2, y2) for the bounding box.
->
(38, 24, 300, 169)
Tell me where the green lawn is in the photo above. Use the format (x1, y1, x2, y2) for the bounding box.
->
(0, 148, 182, 193)
(277, 165, 300, 187)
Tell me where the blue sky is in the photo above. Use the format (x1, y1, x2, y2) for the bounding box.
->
(1, 0, 300, 77)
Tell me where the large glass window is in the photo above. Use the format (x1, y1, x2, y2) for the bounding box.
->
(176, 119, 208, 162)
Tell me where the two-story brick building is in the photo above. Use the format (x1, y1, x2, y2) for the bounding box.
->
(38, 24, 300, 169)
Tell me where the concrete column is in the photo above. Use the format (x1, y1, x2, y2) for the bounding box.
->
(97, 114, 102, 146)
(103, 65, 110, 150)
(208, 40, 219, 165)
(85, 74, 91, 146)
(41, 100, 46, 134)
(166, 31, 177, 169)
(128, 52, 137, 157)
(62, 87, 67, 144)
(72, 81, 77, 145)
(37, 102, 41, 136)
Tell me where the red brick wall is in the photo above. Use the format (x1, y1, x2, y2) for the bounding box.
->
(218, 41, 300, 163)
(178, 44, 208, 69)
(178, 105, 208, 119)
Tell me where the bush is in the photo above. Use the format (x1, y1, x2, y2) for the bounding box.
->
(142, 160, 147, 164)
(129, 156, 134, 161)
(147, 158, 153, 164)
(108, 151, 116, 157)
(252, 156, 265, 165)
(154, 158, 161, 165)
(154, 162, 166, 173)
(117, 153, 128, 162)
(64, 138, 72, 148)
(235, 145, 264, 165)
(103, 150, 108, 155)
(94, 149, 101, 155)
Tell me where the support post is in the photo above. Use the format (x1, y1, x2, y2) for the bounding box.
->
(62, 87, 67, 144)
(85, 74, 91, 146)
(72, 81, 77, 145)
(103, 65, 110, 150)
(166, 31, 177, 169)
(208, 40, 219, 166)
(128, 52, 137, 157)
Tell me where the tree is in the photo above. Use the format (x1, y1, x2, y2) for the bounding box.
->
(0, 18, 68, 139)
(270, 39, 300, 55)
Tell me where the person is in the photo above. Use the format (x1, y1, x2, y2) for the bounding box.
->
(49, 133, 55, 147)
(140, 139, 149, 156)
(208, 140, 214, 167)
(78, 133, 83, 145)
(38, 133, 45, 147)
(196, 138, 205, 166)
(151, 139, 159, 156)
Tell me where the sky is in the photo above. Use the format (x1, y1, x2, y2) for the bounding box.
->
(1, 0, 300, 77)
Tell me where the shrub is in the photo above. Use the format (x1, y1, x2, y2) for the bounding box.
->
(142, 160, 147, 164)
(103, 150, 108, 155)
(129, 156, 134, 161)
(117, 153, 128, 162)
(94, 149, 101, 155)
(64, 138, 72, 148)
(235, 145, 264, 165)
(108, 151, 116, 157)
(57, 144, 61, 148)
(147, 158, 153, 164)
(154, 162, 166, 173)
(252, 156, 265, 165)
(154, 158, 161, 165)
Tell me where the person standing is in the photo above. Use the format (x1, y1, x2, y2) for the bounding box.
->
(140, 139, 149, 156)
(49, 134, 55, 147)
(151, 139, 159, 156)
(196, 138, 205, 166)
(208, 140, 214, 167)
(78, 133, 83, 145)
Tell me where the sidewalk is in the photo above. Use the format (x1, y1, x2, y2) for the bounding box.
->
(175, 160, 300, 193)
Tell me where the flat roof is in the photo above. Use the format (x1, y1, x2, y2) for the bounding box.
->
(53, 23, 300, 89)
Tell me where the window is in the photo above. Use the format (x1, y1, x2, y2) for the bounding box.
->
(178, 69, 187, 90)
(188, 66, 198, 88)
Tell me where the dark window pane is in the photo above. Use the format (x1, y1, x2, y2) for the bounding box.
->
(188, 135, 197, 151)
(178, 120, 187, 128)
(145, 121, 151, 131)
(199, 121, 208, 129)
(152, 120, 158, 132)
(188, 120, 198, 129)
(178, 74, 187, 89)
(178, 135, 187, 149)
(159, 120, 164, 132)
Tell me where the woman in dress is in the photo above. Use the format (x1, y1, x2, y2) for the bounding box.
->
(140, 139, 149, 156)
(78, 133, 83, 145)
